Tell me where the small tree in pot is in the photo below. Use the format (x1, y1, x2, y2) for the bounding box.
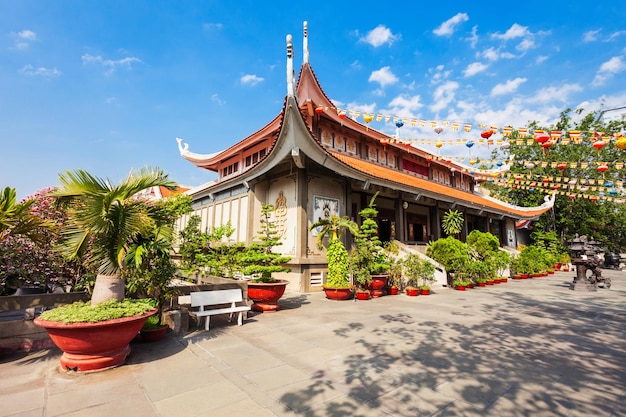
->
(241, 204, 291, 311)
(310, 214, 358, 299)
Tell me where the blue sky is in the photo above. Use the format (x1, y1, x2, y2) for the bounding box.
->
(2, 1, 625, 199)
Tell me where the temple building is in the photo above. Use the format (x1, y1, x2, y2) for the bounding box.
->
(175, 22, 554, 292)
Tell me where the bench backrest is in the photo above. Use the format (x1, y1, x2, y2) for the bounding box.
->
(190, 289, 244, 307)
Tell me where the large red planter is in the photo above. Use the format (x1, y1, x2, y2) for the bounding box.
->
(406, 288, 419, 296)
(34, 308, 157, 372)
(247, 280, 288, 312)
(323, 286, 354, 300)
(369, 274, 388, 297)
(356, 291, 371, 300)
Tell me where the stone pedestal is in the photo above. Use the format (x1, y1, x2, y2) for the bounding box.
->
(163, 310, 189, 333)
(569, 281, 597, 292)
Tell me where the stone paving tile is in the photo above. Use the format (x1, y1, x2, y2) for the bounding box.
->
(1, 270, 625, 417)
(153, 380, 247, 417)
(244, 363, 312, 391)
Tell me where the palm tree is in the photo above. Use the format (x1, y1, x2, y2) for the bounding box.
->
(310, 215, 358, 288)
(52, 167, 177, 305)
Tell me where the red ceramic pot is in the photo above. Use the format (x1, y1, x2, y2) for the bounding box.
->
(420, 289, 430, 295)
(323, 286, 354, 300)
(388, 286, 399, 295)
(247, 280, 289, 312)
(405, 288, 419, 296)
(456, 286, 466, 291)
(356, 291, 370, 300)
(140, 325, 168, 343)
(34, 308, 157, 372)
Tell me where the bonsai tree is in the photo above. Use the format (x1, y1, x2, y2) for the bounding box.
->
(403, 254, 435, 290)
(52, 167, 178, 305)
(350, 193, 386, 290)
(310, 214, 358, 288)
(241, 204, 291, 282)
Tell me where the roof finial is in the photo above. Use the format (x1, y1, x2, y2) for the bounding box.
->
(286, 34, 294, 96)
(303, 21, 309, 65)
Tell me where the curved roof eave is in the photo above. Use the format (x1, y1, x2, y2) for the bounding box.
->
(296, 63, 470, 174)
(177, 111, 284, 171)
(328, 150, 554, 220)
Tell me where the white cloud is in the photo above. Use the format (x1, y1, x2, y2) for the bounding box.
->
(211, 93, 225, 105)
(81, 54, 141, 75)
(491, 77, 527, 96)
(202, 23, 223, 30)
(607, 31, 626, 41)
(360, 25, 399, 47)
(386, 94, 424, 115)
(240, 74, 264, 86)
(433, 13, 469, 36)
(12, 29, 37, 49)
(428, 65, 451, 85)
(535, 55, 548, 64)
(346, 101, 377, 115)
(592, 56, 626, 86)
(18, 30, 37, 41)
(491, 23, 530, 40)
(527, 83, 583, 103)
(517, 38, 535, 51)
(467, 26, 479, 48)
(19, 64, 61, 77)
(583, 29, 601, 42)
(463, 62, 488, 77)
(368, 66, 399, 87)
(430, 81, 459, 113)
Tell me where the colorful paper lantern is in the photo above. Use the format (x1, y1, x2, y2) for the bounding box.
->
(480, 130, 494, 139)
(395, 120, 404, 128)
(434, 126, 443, 134)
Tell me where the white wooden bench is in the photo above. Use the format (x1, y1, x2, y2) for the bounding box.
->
(179, 289, 251, 331)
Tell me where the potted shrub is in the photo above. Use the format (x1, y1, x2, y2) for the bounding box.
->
(241, 204, 292, 312)
(350, 193, 386, 298)
(426, 236, 469, 287)
(403, 254, 435, 296)
(386, 258, 403, 295)
(34, 168, 175, 372)
(310, 214, 358, 300)
(125, 194, 192, 342)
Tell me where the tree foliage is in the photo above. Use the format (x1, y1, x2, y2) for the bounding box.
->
(486, 108, 626, 251)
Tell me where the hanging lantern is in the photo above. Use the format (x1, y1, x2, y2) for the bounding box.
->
(434, 126, 443, 134)
(496, 161, 503, 167)
(615, 137, 626, 150)
(338, 111, 346, 119)
(529, 187, 535, 192)
(605, 181, 614, 187)
(469, 158, 477, 165)
(363, 113, 373, 130)
(609, 188, 618, 195)
(315, 106, 324, 114)
(569, 194, 576, 199)
(535, 133, 550, 144)
(435, 140, 444, 149)
(480, 129, 494, 139)
(568, 179, 577, 186)
(597, 164, 609, 173)
(557, 162, 567, 170)
(590, 195, 599, 204)
(515, 175, 522, 181)
(405, 140, 412, 147)
(501, 141, 510, 150)
(525, 162, 535, 170)
(593, 140, 606, 155)
(542, 178, 550, 183)
(465, 141, 475, 149)
(395, 119, 404, 128)
(552, 184, 560, 190)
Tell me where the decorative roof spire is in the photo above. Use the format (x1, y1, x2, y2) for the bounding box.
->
(286, 34, 294, 96)
(303, 21, 309, 65)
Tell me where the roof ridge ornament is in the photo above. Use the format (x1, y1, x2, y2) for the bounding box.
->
(303, 21, 309, 65)
(286, 34, 294, 97)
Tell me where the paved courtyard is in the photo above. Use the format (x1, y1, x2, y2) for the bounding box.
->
(1, 269, 625, 417)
